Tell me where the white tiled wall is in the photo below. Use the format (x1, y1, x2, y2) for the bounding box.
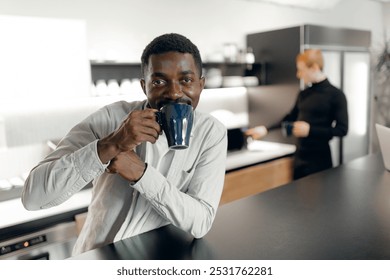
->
(0, 95, 142, 179)
(197, 87, 249, 129)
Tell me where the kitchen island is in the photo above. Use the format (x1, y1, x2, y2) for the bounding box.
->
(0, 140, 294, 234)
(69, 153, 390, 260)
(0, 140, 295, 259)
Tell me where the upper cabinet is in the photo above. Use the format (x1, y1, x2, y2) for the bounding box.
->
(246, 24, 371, 85)
(90, 62, 141, 82)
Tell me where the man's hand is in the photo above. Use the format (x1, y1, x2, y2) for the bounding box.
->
(106, 150, 146, 182)
(111, 108, 161, 150)
(293, 121, 310, 137)
(97, 108, 161, 164)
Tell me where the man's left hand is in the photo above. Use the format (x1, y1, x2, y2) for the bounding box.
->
(106, 150, 146, 182)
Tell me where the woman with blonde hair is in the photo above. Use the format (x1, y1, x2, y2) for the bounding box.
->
(247, 49, 348, 179)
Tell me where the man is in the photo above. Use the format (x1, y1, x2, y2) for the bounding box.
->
(246, 49, 348, 179)
(22, 33, 228, 256)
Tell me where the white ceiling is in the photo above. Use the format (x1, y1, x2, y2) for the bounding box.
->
(243, 0, 390, 10)
(253, 0, 341, 10)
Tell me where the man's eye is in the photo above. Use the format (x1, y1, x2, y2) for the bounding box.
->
(152, 79, 166, 86)
(182, 77, 193, 84)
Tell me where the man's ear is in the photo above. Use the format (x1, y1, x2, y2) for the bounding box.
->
(199, 76, 205, 91)
(140, 79, 146, 95)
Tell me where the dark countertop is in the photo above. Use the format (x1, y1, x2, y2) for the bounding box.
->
(70, 153, 390, 260)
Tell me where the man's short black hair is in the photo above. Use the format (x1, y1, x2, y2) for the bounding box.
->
(141, 33, 203, 78)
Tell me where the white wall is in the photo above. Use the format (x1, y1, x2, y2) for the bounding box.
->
(384, 3, 390, 42)
(0, 15, 90, 99)
(0, 0, 386, 62)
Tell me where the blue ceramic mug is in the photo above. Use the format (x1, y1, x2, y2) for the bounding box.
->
(282, 121, 294, 137)
(155, 103, 194, 150)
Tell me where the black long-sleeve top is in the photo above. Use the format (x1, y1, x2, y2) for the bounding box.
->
(283, 79, 348, 149)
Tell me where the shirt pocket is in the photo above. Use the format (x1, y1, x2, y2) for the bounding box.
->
(167, 149, 198, 192)
(168, 169, 194, 193)
(180, 169, 195, 193)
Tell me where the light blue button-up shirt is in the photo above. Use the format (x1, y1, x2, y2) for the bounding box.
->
(22, 99, 227, 256)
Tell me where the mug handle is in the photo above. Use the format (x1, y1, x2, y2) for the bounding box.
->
(155, 111, 163, 135)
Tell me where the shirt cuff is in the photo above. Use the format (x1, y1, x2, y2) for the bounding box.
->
(73, 140, 107, 181)
(128, 163, 148, 186)
(130, 164, 165, 198)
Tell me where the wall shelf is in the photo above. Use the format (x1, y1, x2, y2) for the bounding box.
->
(90, 61, 263, 87)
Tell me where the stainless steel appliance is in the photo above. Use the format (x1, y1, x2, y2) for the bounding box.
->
(0, 221, 78, 260)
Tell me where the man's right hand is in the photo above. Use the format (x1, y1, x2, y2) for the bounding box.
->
(97, 108, 161, 164)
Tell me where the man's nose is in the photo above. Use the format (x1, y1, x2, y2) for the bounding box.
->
(166, 81, 183, 100)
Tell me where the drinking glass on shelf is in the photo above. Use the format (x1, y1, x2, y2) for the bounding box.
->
(95, 79, 108, 96)
(107, 79, 120, 95)
(119, 79, 132, 95)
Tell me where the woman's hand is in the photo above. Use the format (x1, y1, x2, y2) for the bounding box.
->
(244, 126, 268, 140)
(293, 121, 310, 137)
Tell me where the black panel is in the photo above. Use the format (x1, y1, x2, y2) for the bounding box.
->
(247, 26, 301, 85)
(227, 128, 245, 151)
(90, 63, 142, 83)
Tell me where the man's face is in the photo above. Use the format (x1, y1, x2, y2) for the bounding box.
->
(141, 52, 205, 110)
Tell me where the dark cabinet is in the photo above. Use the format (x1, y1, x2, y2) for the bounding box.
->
(90, 62, 141, 83)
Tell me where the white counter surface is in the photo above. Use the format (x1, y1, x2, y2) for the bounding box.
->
(226, 140, 296, 171)
(0, 140, 295, 231)
(0, 188, 92, 230)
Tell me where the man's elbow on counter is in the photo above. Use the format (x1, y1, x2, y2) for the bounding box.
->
(193, 231, 209, 239)
(190, 215, 215, 239)
(21, 191, 40, 211)
(21, 179, 43, 211)
(21, 197, 37, 211)
(191, 228, 207, 239)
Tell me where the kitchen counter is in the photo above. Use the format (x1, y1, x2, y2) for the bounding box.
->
(0, 140, 294, 241)
(70, 153, 390, 260)
(0, 189, 91, 241)
(0, 189, 91, 229)
(226, 140, 295, 171)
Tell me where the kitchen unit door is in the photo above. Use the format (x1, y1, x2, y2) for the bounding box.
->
(322, 50, 370, 165)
